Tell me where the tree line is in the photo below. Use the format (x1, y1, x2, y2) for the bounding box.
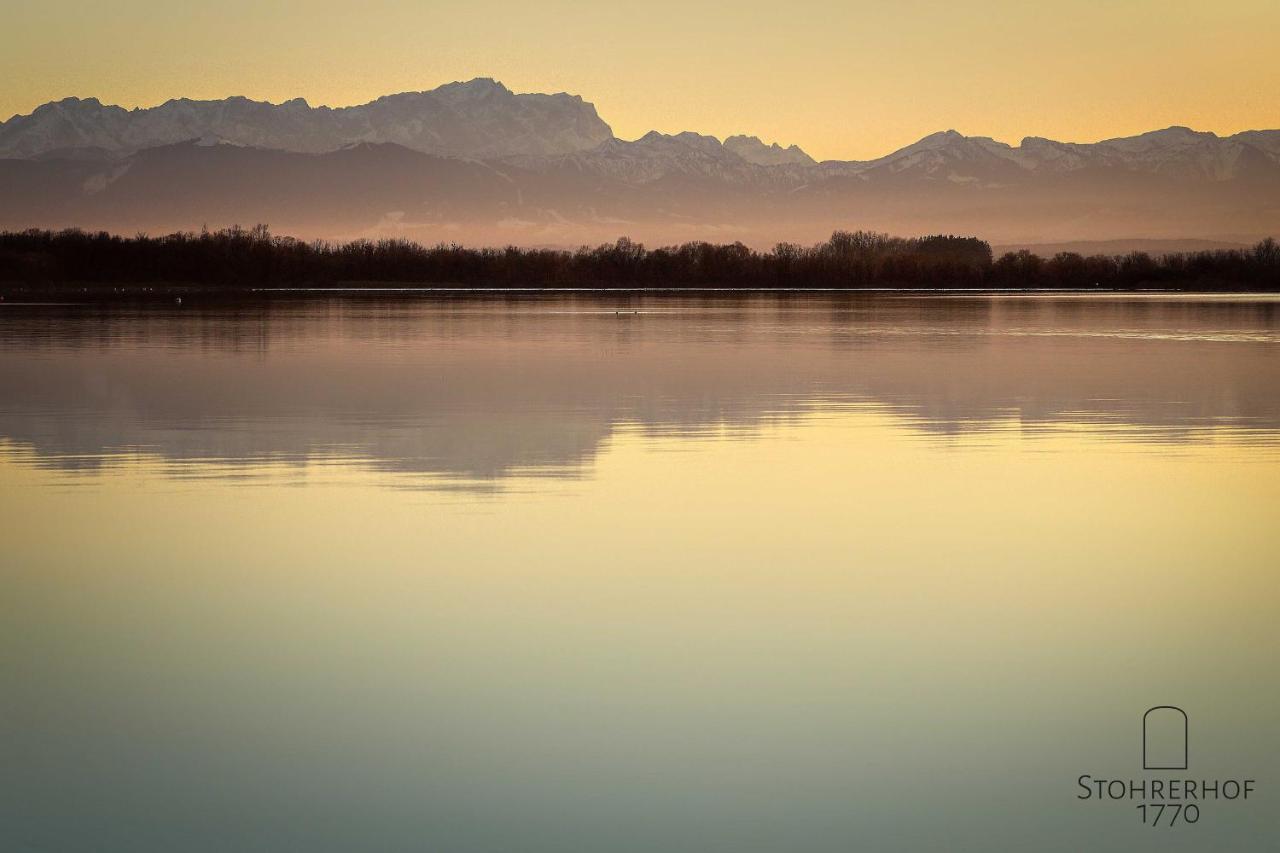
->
(1, 226, 1277, 290)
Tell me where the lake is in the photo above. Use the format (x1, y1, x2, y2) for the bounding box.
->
(2, 294, 1278, 852)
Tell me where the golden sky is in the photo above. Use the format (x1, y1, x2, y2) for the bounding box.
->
(4, 0, 1278, 161)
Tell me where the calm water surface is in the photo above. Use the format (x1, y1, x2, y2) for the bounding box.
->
(2, 295, 1278, 852)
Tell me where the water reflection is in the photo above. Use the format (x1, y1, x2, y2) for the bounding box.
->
(1, 295, 1277, 486)
(3, 295, 1279, 853)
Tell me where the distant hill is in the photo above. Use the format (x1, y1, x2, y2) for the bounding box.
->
(2, 81, 1279, 246)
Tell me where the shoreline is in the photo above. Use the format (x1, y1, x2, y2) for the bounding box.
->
(6, 229, 1278, 296)
(4, 284, 1280, 304)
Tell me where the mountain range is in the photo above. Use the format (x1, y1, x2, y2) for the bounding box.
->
(2, 78, 1278, 247)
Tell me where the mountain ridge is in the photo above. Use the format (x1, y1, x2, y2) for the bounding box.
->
(7, 80, 1278, 179)
(0, 79, 614, 160)
(2, 80, 1278, 246)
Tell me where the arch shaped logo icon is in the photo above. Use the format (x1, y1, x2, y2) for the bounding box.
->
(1143, 706, 1188, 770)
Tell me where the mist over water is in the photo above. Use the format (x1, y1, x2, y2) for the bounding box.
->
(2, 294, 1278, 852)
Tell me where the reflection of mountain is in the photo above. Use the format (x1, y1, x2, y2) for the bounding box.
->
(2, 80, 1279, 244)
(0, 297, 1277, 484)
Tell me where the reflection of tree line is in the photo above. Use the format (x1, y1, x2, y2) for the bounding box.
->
(4, 227, 1278, 290)
(1, 299, 1277, 483)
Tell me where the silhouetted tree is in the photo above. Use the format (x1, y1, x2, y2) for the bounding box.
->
(1, 227, 1277, 292)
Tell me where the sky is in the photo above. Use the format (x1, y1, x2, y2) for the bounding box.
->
(3, 0, 1279, 161)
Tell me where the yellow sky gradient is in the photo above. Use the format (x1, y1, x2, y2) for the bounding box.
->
(4, 0, 1278, 161)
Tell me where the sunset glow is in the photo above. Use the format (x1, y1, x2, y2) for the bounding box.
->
(5, 0, 1279, 160)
